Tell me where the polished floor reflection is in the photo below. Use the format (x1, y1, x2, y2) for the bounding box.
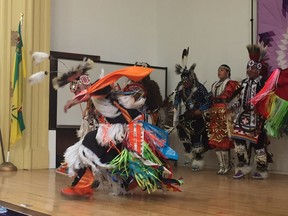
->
(0, 166, 288, 216)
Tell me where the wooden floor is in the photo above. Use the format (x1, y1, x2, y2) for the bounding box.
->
(1, 166, 288, 216)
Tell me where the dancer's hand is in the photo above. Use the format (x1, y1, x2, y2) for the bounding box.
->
(64, 98, 78, 113)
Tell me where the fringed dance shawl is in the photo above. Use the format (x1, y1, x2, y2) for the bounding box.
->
(251, 68, 288, 138)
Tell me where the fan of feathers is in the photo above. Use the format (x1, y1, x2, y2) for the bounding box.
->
(52, 58, 94, 89)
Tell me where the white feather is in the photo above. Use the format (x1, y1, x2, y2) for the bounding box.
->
(96, 124, 125, 146)
(32, 52, 49, 64)
(64, 139, 112, 177)
(91, 98, 121, 118)
(64, 140, 84, 177)
(28, 71, 48, 85)
(99, 68, 105, 79)
(78, 145, 113, 172)
(117, 95, 146, 109)
(192, 159, 204, 170)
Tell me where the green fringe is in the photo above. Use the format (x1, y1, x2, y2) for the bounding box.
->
(131, 161, 160, 193)
(108, 144, 165, 193)
(109, 149, 130, 176)
(265, 95, 288, 138)
(142, 142, 163, 165)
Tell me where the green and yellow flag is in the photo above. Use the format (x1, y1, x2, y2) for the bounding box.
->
(10, 18, 26, 145)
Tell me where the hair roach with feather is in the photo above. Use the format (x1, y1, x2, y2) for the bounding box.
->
(246, 42, 269, 78)
(28, 52, 94, 86)
(175, 47, 189, 75)
(175, 47, 198, 89)
(52, 58, 94, 90)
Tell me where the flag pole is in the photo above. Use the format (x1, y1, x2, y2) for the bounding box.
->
(0, 128, 17, 171)
(0, 14, 24, 171)
(7, 81, 14, 164)
(0, 128, 6, 163)
(0, 86, 19, 172)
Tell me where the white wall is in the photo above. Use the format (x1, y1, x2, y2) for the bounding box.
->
(155, 0, 252, 93)
(51, 0, 158, 64)
(50, 0, 288, 174)
(51, 0, 251, 101)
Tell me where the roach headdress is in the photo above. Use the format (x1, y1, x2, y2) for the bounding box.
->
(52, 58, 94, 89)
(246, 43, 269, 78)
(175, 47, 198, 85)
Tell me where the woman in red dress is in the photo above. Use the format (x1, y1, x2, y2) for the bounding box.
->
(207, 64, 238, 174)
